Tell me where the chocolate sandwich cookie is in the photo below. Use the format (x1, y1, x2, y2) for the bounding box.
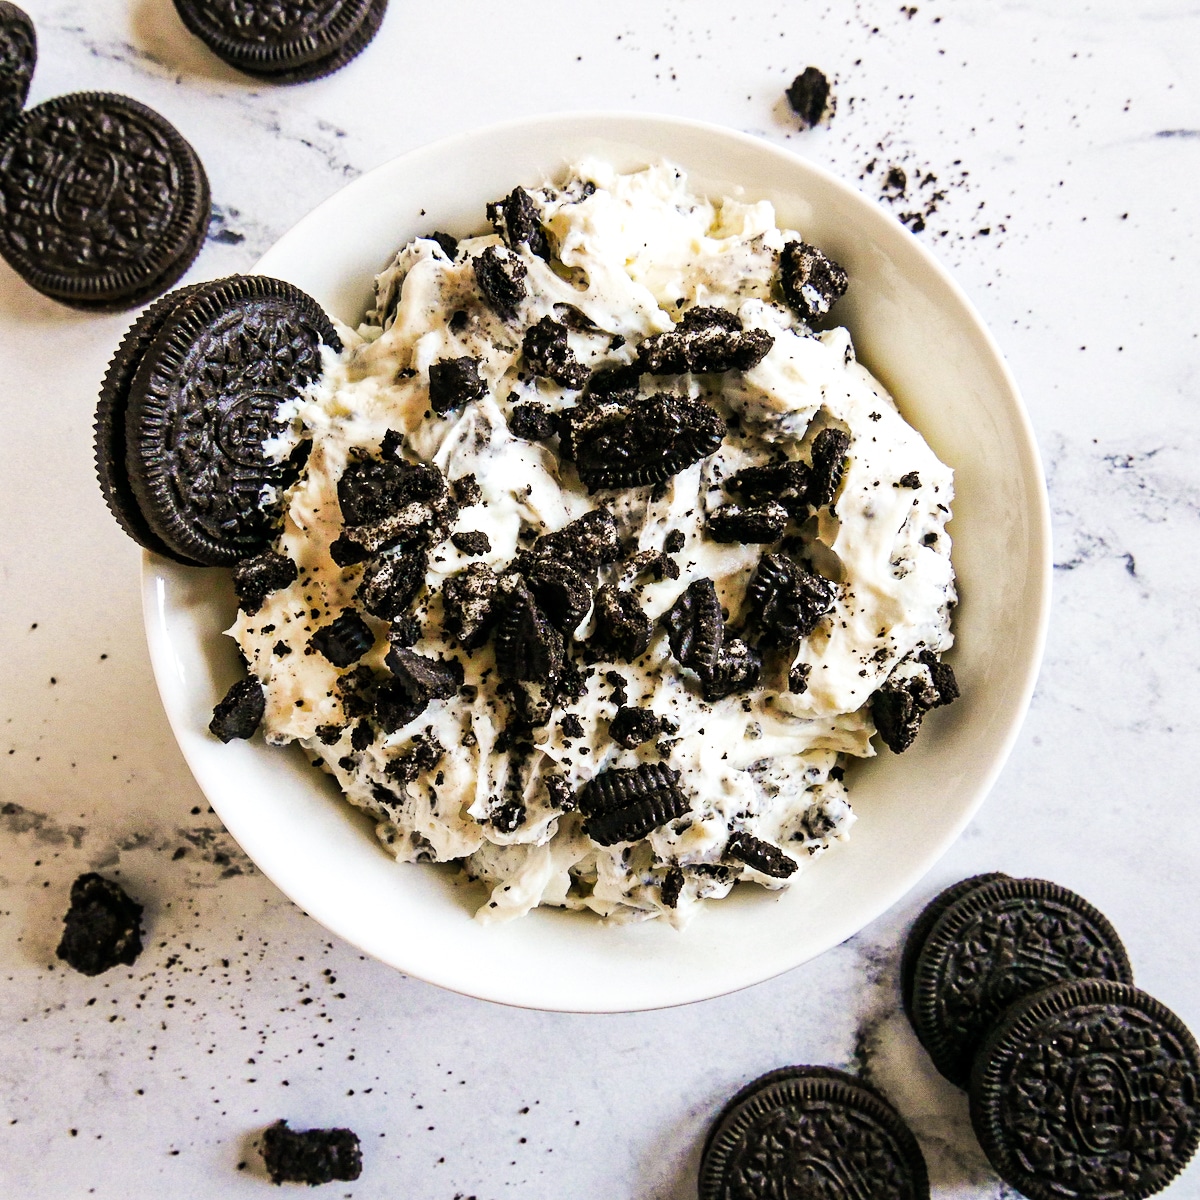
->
(910, 876, 1134, 1088)
(700, 1065, 929, 1200)
(0, 92, 209, 309)
(95, 275, 341, 565)
(175, 0, 387, 84)
(95, 286, 206, 564)
(898, 871, 1010, 1022)
(970, 980, 1200, 1200)
(0, 2, 35, 132)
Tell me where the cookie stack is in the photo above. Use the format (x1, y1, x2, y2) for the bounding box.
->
(173, 0, 389, 84)
(94, 275, 341, 563)
(904, 874, 1200, 1199)
(0, 5, 212, 310)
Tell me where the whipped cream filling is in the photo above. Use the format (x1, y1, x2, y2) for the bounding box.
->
(231, 161, 955, 926)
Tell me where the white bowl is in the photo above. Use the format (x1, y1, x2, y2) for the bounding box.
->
(142, 112, 1051, 1013)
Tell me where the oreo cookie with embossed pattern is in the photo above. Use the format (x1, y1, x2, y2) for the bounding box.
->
(700, 1065, 929, 1200)
(96, 275, 341, 565)
(577, 763, 688, 847)
(970, 980, 1200, 1200)
(898, 872, 1009, 1022)
(911, 876, 1134, 1088)
(174, 0, 386, 83)
(0, 3, 35, 133)
(0, 93, 210, 309)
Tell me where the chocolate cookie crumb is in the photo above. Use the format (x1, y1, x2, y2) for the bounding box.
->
(210, 677, 265, 742)
(451, 530, 491, 557)
(310, 609, 374, 668)
(56, 873, 144, 976)
(785, 67, 833, 128)
(609, 706, 662, 749)
(779, 240, 849, 323)
(261, 1120, 362, 1186)
(232, 551, 297, 615)
(428, 355, 487, 415)
(522, 316, 588, 389)
(509, 401, 557, 441)
(473, 246, 527, 319)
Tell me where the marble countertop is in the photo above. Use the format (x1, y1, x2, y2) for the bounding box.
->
(2, 0, 1198, 1195)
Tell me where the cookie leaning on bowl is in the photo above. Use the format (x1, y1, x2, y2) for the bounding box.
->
(94, 275, 342, 565)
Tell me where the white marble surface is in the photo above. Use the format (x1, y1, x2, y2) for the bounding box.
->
(1, 0, 1198, 1195)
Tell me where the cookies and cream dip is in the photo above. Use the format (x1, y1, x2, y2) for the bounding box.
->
(228, 161, 957, 925)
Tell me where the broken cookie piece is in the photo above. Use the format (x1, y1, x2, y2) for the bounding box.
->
(56, 873, 144, 976)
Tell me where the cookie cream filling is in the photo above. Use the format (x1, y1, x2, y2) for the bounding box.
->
(231, 161, 956, 926)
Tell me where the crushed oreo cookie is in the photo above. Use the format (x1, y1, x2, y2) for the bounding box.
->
(577, 762, 689, 846)
(56, 872, 144, 976)
(473, 246, 527, 319)
(609, 705, 663, 749)
(522, 316, 588, 389)
(785, 67, 833, 128)
(534, 509, 620, 571)
(559, 391, 724, 492)
(441, 562, 501, 650)
(635, 317, 773, 375)
(487, 186, 550, 260)
(520, 555, 593, 633)
(209, 677, 265, 742)
(260, 1120, 362, 1186)
(808, 427, 851, 508)
(591, 585, 653, 662)
(508, 401, 556, 441)
(451, 530, 491, 557)
(726, 831, 798, 879)
(310, 609, 375, 668)
(428, 355, 487, 415)
(746, 553, 835, 644)
(726, 460, 811, 516)
(662, 578, 723, 677)
(231, 550, 297, 615)
(872, 654, 957, 753)
(357, 548, 428, 620)
(385, 646, 461, 703)
(493, 579, 564, 683)
(779, 240, 849, 323)
(706, 501, 789, 544)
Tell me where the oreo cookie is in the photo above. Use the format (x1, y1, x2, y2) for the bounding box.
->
(522, 315, 587, 389)
(576, 763, 689, 846)
(310, 609, 375, 668)
(261, 1119, 362, 1186)
(970, 980, 1200, 1200)
(0, 3, 35, 132)
(210, 677, 265, 741)
(779, 239, 849, 323)
(96, 276, 341, 565)
(726, 831, 797, 879)
(700, 1066, 929, 1200)
(55, 873, 144, 977)
(745, 553, 835, 645)
(174, 0, 387, 85)
(635, 320, 773, 376)
(785, 67, 834, 129)
(559, 391, 724, 492)
(910, 876, 1134, 1088)
(0, 93, 210, 309)
(706, 501, 789, 544)
(591, 585, 653, 662)
(898, 872, 1010, 1022)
